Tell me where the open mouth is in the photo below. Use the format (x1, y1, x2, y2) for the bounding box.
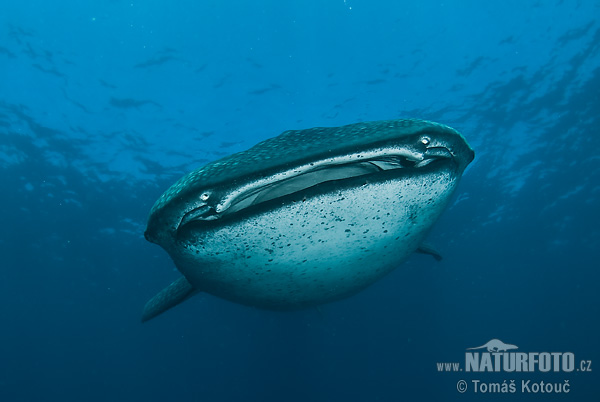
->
(178, 147, 453, 228)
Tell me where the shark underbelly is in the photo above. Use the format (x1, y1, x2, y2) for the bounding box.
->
(171, 165, 458, 309)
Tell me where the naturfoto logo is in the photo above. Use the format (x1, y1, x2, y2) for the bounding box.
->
(437, 338, 592, 394)
(465, 339, 574, 373)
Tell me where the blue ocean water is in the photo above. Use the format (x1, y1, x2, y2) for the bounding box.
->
(1, 0, 599, 401)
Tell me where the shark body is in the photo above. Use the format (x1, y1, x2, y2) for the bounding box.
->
(142, 119, 474, 322)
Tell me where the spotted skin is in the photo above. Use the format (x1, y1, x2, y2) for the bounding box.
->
(141, 119, 474, 321)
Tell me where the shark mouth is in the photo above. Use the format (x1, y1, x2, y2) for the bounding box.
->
(178, 146, 453, 228)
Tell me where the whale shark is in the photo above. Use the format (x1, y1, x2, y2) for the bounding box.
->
(142, 119, 474, 322)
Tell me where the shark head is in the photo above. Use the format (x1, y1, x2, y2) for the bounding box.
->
(140, 119, 474, 318)
(145, 119, 474, 249)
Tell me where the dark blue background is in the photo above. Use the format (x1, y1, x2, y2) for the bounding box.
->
(1, 0, 598, 400)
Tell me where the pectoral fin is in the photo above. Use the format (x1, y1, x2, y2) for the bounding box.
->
(141, 276, 197, 323)
(416, 243, 443, 261)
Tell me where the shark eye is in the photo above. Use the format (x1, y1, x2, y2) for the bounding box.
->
(200, 192, 210, 201)
(420, 136, 430, 146)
